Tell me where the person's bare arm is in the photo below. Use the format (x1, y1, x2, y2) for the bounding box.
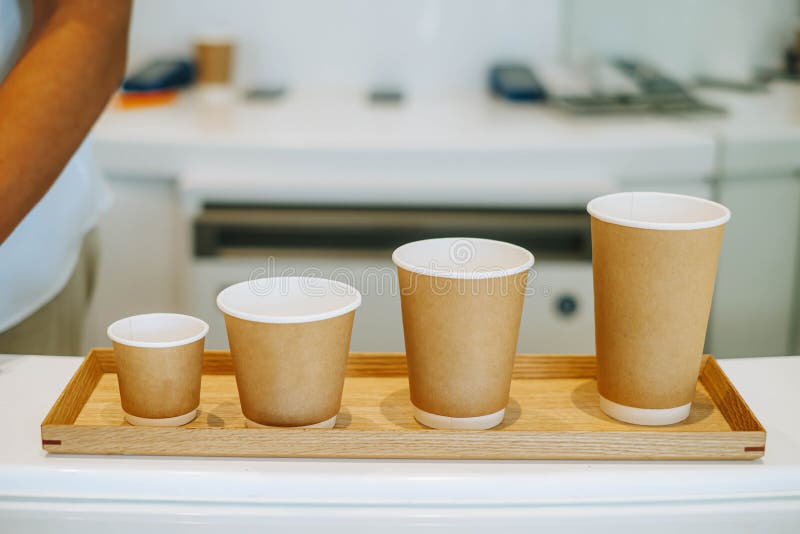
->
(0, 0, 131, 244)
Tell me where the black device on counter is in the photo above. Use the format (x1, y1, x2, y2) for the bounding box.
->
(122, 59, 195, 92)
(244, 87, 286, 101)
(488, 63, 547, 102)
(368, 87, 405, 104)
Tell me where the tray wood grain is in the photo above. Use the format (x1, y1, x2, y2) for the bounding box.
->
(41, 349, 766, 460)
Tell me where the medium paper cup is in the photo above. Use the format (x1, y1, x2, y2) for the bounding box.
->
(587, 192, 731, 426)
(217, 277, 361, 428)
(392, 238, 534, 430)
(107, 313, 208, 427)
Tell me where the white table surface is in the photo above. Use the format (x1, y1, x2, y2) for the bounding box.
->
(689, 81, 800, 175)
(90, 89, 716, 211)
(86, 84, 800, 211)
(0, 354, 798, 532)
(90, 84, 800, 184)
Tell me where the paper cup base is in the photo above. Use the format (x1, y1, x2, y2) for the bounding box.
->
(413, 406, 506, 430)
(123, 408, 198, 427)
(244, 414, 338, 429)
(599, 395, 691, 426)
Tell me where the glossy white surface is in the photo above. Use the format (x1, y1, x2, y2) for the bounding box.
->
(90, 89, 715, 210)
(93, 89, 715, 156)
(90, 84, 800, 188)
(1, 354, 798, 532)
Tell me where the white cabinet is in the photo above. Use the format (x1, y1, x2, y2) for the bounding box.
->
(191, 255, 596, 354)
(82, 176, 182, 351)
(84, 174, 800, 360)
(709, 174, 800, 358)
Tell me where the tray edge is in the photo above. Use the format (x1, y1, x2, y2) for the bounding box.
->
(41, 350, 767, 460)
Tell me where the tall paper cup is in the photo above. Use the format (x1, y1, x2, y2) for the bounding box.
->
(587, 192, 731, 426)
(392, 238, 534, 430)
(217, 277, 361, 428)
(108, 313, 208, 427)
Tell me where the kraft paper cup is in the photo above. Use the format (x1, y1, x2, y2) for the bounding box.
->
(107, 313, 208, 427)
(217, 277, 361, 428)
(194, 36, 235, 85)
(194, 36, 236, 104)
(587, 192, 731, 426)
(392, 238, 534, 430)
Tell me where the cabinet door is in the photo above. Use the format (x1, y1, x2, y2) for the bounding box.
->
(710, 175, 800, 358)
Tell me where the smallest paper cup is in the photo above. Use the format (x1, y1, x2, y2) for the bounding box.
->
(108, 313, 208, 427)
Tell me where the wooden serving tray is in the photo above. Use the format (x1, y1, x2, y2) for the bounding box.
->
(41, 349, 766, 460)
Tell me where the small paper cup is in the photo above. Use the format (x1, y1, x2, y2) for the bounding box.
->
(393, 237, 534, 430)
(587, 192, 731, 426)
(217, 277, 361, 428)
(194, 35, 235, 85)
(107, 313, 208, 427)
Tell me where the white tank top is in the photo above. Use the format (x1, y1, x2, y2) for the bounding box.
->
(0, 0, 111, 332)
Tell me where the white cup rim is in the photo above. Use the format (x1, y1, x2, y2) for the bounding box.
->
(587, 192, 731, 231)
(392, 237, 534, 280)
(217, 276, 362, 324)
(107, 313, 209, 349)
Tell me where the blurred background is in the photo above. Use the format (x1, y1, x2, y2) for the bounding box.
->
(83, 0, 800, 358)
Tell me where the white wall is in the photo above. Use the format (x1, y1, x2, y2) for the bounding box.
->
(127, 0, 796, 91)
(127, 0, 561, 92)
(566, 0, 798, 80)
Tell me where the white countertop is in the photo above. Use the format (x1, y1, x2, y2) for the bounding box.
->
(95, 89, 716, 153)
(90, 90, 718, 208)
(88, 84, 800, 209)
(1, 354, 799, 531)
(689, 81, 800, 174)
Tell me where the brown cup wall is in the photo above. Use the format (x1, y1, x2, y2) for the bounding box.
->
(591, 218, 725, 409)
(398, 268, 528, 418)
(225, 311, 355, 426)
(113, 338, 205, 419)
